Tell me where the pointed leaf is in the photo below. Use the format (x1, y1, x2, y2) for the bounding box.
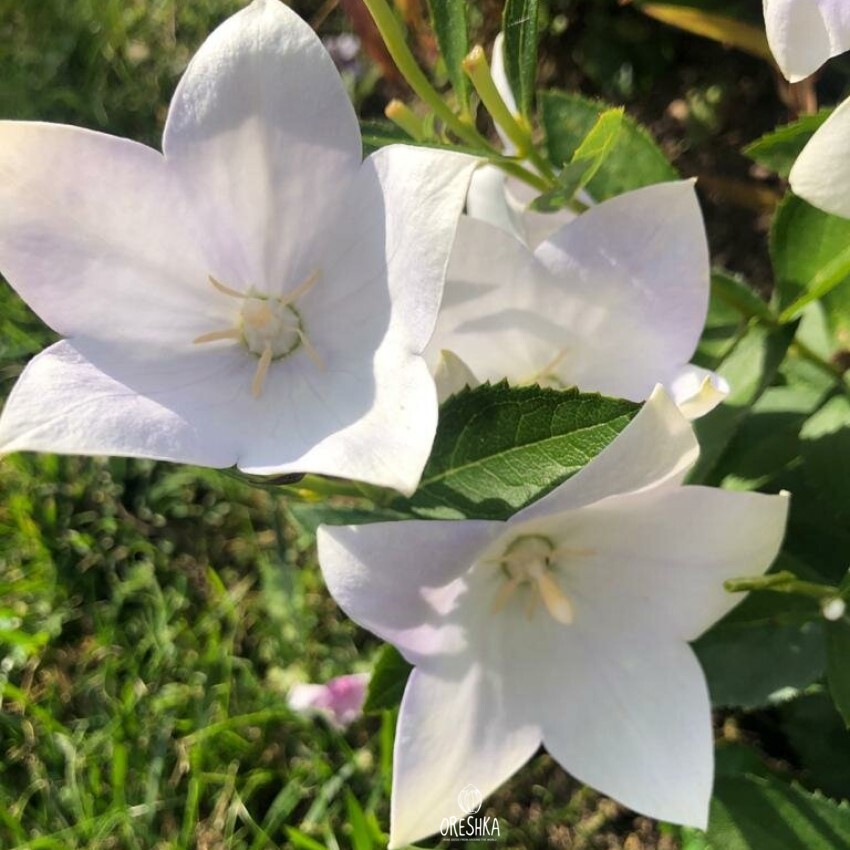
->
(426, 0, 471, 112)
(363, 644, 412, 714)
(393, 382, 640, 520)
(745, 111, 833, 180)
(502, 0, 539, 119)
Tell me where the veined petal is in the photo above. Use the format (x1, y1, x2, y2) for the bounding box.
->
(558, 485, 789, 642)
(667, 364, 730, 420)
(0, 123, 216, 347)
(535, 631, 713, 829)
(0, 341, 240, 465)
(515, 386, 698, 521)
(389, 666, 540, 849)
(427, 216, 561, 383)
(317, 519, 502, 664)
(163, 0, 363, 294)
(790, 95, 850, 219)
(534, 180, 710, 401)
(764, 0, 850, 82)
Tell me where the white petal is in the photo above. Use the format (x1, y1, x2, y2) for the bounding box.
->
(0, 122, 216, 347)
(0, 341, 240, 465)
(490, 33, 518, 155)
(790, 95, 850, 219)
(764, 0, 850, 81)
(389, 666, 539, 849)
(557, 485, 789, 642)
(515, 386, 698, 521)
(465, 164, 526, 240)
(536, 631, 713, 829)
(427, 216, 562, 383)
(534, 181, 710, 401)
(667, 364, 730, 419)
(433, 350, 480, 403)
(317, 519, 502, 664)
(162, 0, 363, 294)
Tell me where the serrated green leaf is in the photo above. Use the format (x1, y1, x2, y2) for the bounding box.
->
(502, 0, 539, 119)
(772, 193, 850, 330)
(531, 108, 624, 212)
(709, 773, 850, 849)
(363, 645, 411, 714)
(745, 111, 832, 179)
(541, 90, 677, 200)
(827, 619, 850, 727)
(393, 383, 640, 521)
(426, 0, 470, 112)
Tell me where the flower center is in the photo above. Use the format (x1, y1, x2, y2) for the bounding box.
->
(490, 534, 574, 624)
(194, 271, 324, 398)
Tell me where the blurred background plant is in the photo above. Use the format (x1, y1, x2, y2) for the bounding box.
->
(2, 1, 850, 848)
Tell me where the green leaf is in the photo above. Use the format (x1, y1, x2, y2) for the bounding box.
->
(709, 773, 850, 850)
(363, 644, 411, 714)
(393, 383, 640, 521)
(710, 269, 775, 324)
(502, 0, 539, 119)
(531, 108, 624, 212)
(426, 0, 470, 112)
(689, 323, 797, 485)
(287, 501, 409, 535)
(359, 119, 489, 158)
(772, 193, 850, 329)
(827, 619, 850, 727)
(745, 111, 832, 179)
(800, 395, 850, 520)
(694, 556, 825, 710)
(541, 90, 677, 200)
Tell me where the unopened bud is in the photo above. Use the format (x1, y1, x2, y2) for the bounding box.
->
(822, 597, 846, 622)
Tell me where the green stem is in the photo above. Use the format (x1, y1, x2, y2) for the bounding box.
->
(791, 338, 850, 396)
(360, 0, 494, 150)
(725, 570, 837, 600)
(385, 98, 428, 141)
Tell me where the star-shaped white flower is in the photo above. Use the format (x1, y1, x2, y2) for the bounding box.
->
(318, 388, 789, 847)
(790, 94, 850, 218)
(0, 0, 476, 495)
(764, 0, 850, 82)
(429, 180, 728, 418)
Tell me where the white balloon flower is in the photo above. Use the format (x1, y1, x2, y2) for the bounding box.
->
(0, 0, 476, 495)
(764, 0, 850, 82)
(318, 388, 789, 848)
(429, 180, 728, 418)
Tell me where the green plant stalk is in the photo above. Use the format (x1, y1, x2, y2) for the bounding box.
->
(725, 570, 838, 600)
(462, 46, 555, 181)
(385, 98, 428, 141)
(360, 0, 491, 150)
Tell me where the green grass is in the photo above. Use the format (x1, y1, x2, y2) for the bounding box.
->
(0, 2, 694, 847)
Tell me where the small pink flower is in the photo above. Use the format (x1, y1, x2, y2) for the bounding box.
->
(288, 673, 369, 729)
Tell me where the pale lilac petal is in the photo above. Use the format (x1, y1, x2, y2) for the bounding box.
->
(535, 631, 713, 829)
(317, 520, 502, 664)
(288, 673, 369, 728)
(667, 364, 730, 420)
(163, 0, 362, 294)
(0, 123, 217, 347)
(389, 666, 539, 849)
(790, 95, 850, 219)
(427, 216, 563, 383)
(515, 386, 698, 522)
(764, 0, 850, 81)
(0, 341, 240, 465)
(549, 486, 789, 642)
(534, 181, 710, 401)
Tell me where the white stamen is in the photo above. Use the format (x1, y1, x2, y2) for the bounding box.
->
(193, 328, 242, 345)
(296, 329, 325, 371)
(491, 577, 520, 614)
(209, 274, 249, 300)
(252, 343, 273, 398)
(280, 269, 321, 306)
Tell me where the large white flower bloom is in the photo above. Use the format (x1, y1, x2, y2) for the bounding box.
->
(789, 94, 850, 218)
(0, 0, 476, 495)
(764, 0, 850, 82)
(429, 181, 728, 418)
(318, 388, 789, 847)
